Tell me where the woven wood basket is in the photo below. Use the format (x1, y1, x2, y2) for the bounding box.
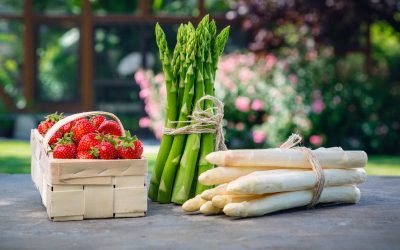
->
(31, 111, 147, 221)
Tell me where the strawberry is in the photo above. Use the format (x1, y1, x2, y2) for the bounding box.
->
(53, 144, 77, 159)
(72, 119, 97, 143)
(91, 115, 106, 129)
(77, 133, 102, 152)
(97, 141, 118, 160)
(38, 121, 53, 135)
(131, 139, 143, 159)
(53, 133, 77, 159)
(48, 131, 63, 147)
(117, 131, 143, 159)
(77, 150, 96, 159)
(60, 121, 74, 134)
(37, 112, 63, 135)
(98, 120, 122, 136)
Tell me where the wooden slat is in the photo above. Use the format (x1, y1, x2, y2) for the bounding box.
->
(114, 176, 146, 188)
(84, 185, 114, 218)
(80, 0, 93, 111)
(198, 0, 206, 18)
(53, 176, 113, 185)
(114, 187, 147, 213)
(0, 14, 23, 20)
(52, 215, 83, 222)
(49, 190, 84, 217)
(50, 159, 147, 182)
(114, 212, 145, 218)
(22, 0, 34, 107)
(92, 15, 230, 25)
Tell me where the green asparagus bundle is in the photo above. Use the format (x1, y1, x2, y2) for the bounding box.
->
(149, 15, 230, 204)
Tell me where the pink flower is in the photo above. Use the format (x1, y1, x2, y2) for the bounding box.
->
(238, 68, 255, 84)
(154, 73, 165, 85)
(134, 69, 146, 84)
(311, 99, 325, 114)
(139, 117, 151, 128)
(309, 135, 323, 146)
(235, 122, 245, 131)
(235, 96, 251, 112)
(265, 54, 277, 70)
(252, 130, 266, 144)
(288, 74, 298, 85)
(160, 85, 166, 97)
(251, 99, 264, 112)
(139, 89, 151, 99)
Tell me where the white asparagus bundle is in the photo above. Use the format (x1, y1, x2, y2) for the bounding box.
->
(223, 185, 360, 217)
(198, 167, 292, 185)
(182, 195, 207, 212)
(200, 184, 227, 201)
(206, 148, 367, 169)
(227, 168, 366, 195)
(199, 201, 223, 215)
(212, 194, 267, 209)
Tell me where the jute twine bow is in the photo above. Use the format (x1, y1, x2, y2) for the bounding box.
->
(163, 95, 228, 151)
(280, 134, 326, 208)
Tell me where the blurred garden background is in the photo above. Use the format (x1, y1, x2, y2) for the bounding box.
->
(0, 0, 399, 174)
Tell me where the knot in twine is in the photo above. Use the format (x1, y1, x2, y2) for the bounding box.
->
(163, 95, 227, 151)
(280, 134, 325, 208)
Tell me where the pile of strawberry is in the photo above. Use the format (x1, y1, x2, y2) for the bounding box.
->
(37, 112, 143, 160)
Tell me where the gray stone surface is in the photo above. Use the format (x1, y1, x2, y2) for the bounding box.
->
(0, 174, 399, 250)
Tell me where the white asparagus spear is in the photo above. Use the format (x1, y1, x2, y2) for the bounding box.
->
(182, 195, 207, 212)
(223, 185, 361, 217)
(200, 184, 227, 201)
(227, 168, 366, 195)
(200, 201, 223, 215)
(206, 148, 367, 169)
(212, 194, 267, 209)
(198, 167, 292, 185)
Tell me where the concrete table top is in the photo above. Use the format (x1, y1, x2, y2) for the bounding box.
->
(0, 174, 399, 250)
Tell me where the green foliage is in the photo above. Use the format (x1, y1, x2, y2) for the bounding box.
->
(0, 21, 25, 110)
(37, 27, 79, 102)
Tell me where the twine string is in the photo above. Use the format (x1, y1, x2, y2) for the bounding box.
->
(279, 133, 326, 208)
(163, 95, 227, 151)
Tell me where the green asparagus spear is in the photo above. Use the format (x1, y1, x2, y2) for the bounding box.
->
(148, 24, 179, 201)
(171, 18, 209, 204)
(157, 33, 197, 203)
(196, 25, 230, 195)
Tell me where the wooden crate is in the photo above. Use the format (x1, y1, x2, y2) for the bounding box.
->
(30, 113, 148, 221)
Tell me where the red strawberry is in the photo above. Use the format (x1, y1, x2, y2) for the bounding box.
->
(53, 133, 77, 159)
(37, 112, 63, 135)
(48, 131, 63, 147)
(60, 121, 74, 134)
(117, 131, 143, 159)
(53, 144, 77, 159)
(91, 115, 106, 129)
(72, 119, 97, 143)
(97, 142, 118, 160)
(38, 121, 52, 135)
(133, 139, 143, 159)
(75, 117, 88, 123)
(98, 120, 122, 136)
(77, 151, 96, 159)
(77, 133, 102, 152)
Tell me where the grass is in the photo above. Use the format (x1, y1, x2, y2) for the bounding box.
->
(1, 139, 399, 175)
